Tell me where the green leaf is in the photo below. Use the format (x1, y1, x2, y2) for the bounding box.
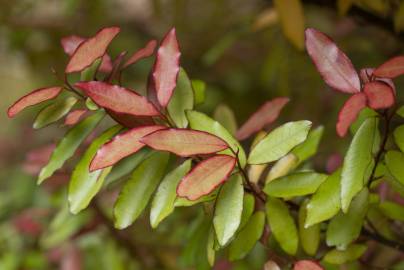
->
(248, 121, 312, 164)
(306, 169, 341, 227)
(239, 193, 255, 229)
(186, 110, 246, 167)
(394, 125, 404, 152)
(207, 227, 216, 266)
(38, 111, 105, 184)
(385, 151, 404, 186)
(213, 174, 244, 246)
(292, 126, 324, 165)
(323, 244, 367, 265)
(350, 107, 377, 134)
(213, 104, 237, 135)
(228, 211, 265, 261)
(394, 1, 404, 32)
(265, 153, 298, 183)
(85, 97, 99, 110)
(326, 188, 368, 249)
(264, 172, 327, 198)
(80, 58, 102, 81)
(33, 96, 77, 129)
(150, 159, 192, 228)
(299, 201, 320, 256)
(379, 201, 404, 221)
(191, 80, 206, 105)
(174, 191, 217, 207)
(167, 68, 194, 128)
(113, 152, 169, 229)
(367, 205, 394, 239)
(68, 125, 122, 214)
(396, 106, 404, 118)
(266, 197, 298, 255)
(341, 117, 378, 213)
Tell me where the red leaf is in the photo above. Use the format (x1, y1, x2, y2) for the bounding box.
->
(177, 155, 236, 200)
(99, 54, 113, 73)
(336, 93, 367, 137)
(23, 144, 56, 175)
(64, 109, 87, 126)
(363, 81, 395, 110)
(7, 86, 62, 118)
(61, 35, 86, 56)
(305, 28, 360, 94)
(152, 28, 181, 107)
(293, 260, 324, 270)
(359, 68, 396, 93)
(123, 40, 157, 68)
(90, 125, 166, 171)
(236, 97, 289, 140)
(75, 81, 160, 117)
(107, 110, 155, 128)
(141, 129, 229, 156)
(65, 27, 120, 73)
(374, 56, 404, 78)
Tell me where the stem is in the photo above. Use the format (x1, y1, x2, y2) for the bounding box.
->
(363, 228, 404, 253)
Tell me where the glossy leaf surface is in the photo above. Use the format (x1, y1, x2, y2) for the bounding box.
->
(363, 81, 395, 109)
(33, 97, 77, 129)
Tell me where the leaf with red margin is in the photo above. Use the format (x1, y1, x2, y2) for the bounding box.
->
(177, 155, 236, 200)
(64, 109, 87, 126)
(336, 93, 367, 137)
(359, 68, 396, 94)
(65, 27, 120, 73)
(7, 86, 62, 118)
(123, 40, 157, 68)
(374, 56, 404, 78)
(305, 28, 360, 94)
(152, 28, 181, 107)
(107, 110, 155, 128)
(90, 125, 166, 171)
(293, 260, 324, 270)
(363, 81, 395, 110)
(75, 81, 160, 117)
(141, 129, 229, 156)
(236, 97, 289, 140)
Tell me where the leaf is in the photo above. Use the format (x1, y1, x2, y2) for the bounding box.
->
(150, 159, 192, 228)
(213, 174, 244, 246)
(152, 28, 181, 107)
(64, 109, 87, 126)
(306, 169, 341, 227)
(123, 39, 157, 68)
(68, 125, 122, 214)
(141, 128, 229, 157)
(379, 201, 404, 221)
(206, 227, 216, 266)
(248, 120, 312, 164)
(264, 172, 327, 198)
(7, 86, 62, 118)
(90, 125, 166, 171)
(38, 111, 104, 184)
(167, 68, 194, 128)
(214, 104, 238, 136)
(113, 152, 169, 229)
(186, 110, 247, 167)
(336, 93, 367, 137)
(385, 151, 404, 185)
(191, 80, 206, 105)
(373, 56, 404, 78)
(177, 155, 236, 201)
(266, 197, 298, 255)
(305, 28, 360, 93)
(273, 0, 305, 50)
(33, 97, 77, 129)
(265, 153, 299, 183)
(397, 106, 404, 118)
(236, 97, 289, 140)
(350, 107, 377, 134)
(65, 27, 120, 73)
(239, 193, 255, 229)
(363, 81, 395, 109)
(299, 201, 320, 256)
(292, 126, 324, 164)
(394, 125, 404, 152)
(326, 188, 368, 249)
(293, 260, 324, 270)
(323, 244, 367, 264)
(340, 118, 378, 212)
(174, 191, 217, 207)
(75, 81, 160, 117)
(60, 35, 86, 55)
(228, 211, 265, 261)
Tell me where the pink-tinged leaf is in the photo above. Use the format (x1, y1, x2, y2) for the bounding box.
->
(106, 51, 127, 82)
(363, 81, 395, 110)
(64, 109, 87, 126)
(107, 110, 155, 128)
(293, 260, 324, 270)
(123, 40, 157, 68)
(305, 28, 360, 94)
(152, 28, 181, 107)
(61, 35, 86, 56)
(75, 81, 160, 117)
(7, 86, 62, 118)
(177, 155, 236, 200)
(65, 26, 120, 73)
(374, 56, 404, 78)
(336, 93, 367, 137)
(90, 125, 166, 171)
(141, 129, 229, 156)
(236, 97, 289, 140)
(359, 68, 396, 94)
(99, 54, 113, 73)
(23, 144, 56, 175)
